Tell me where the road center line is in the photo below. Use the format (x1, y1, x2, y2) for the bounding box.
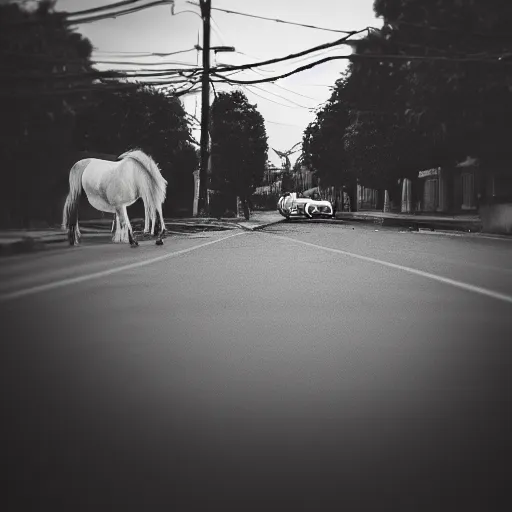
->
(266, 233, 512, 305)
(0, 232, 245, 302)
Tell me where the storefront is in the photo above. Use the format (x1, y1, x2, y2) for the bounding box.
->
(415, 160, 478, 214)
(453, 157, 479, 212)
(417, 167, 447, 212)
(357, 183, 379, 210)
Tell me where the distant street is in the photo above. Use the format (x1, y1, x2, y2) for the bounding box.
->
(2, 222, 512, 511)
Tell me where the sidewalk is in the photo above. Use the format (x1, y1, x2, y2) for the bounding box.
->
(0, 211, 285, 258)
(335, 210, 482, 232)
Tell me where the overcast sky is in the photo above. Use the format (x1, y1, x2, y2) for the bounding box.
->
(54, 0, 382, 167)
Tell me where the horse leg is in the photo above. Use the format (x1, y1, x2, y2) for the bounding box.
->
(112, 213, 123, 242)
(68, 225, 75, 246)
(127, 225, 138, 247)
(117, 207, 138, 247)
(150, 213, 156, 235)
(159, 207, 166, 233)
(143, 208, 150, 234)
(68, 208, 81, 246)
(155, 207, 165, 246)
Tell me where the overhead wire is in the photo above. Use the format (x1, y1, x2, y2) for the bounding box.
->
(0, 78, 199, 98)
(391, 20, 512, 40)
(266, 120, 306, 127)
(6, 3, 509, 105)
(92, 48, 197, 59)
(185, 1, 358, 34)
(92, 60, 200, 68)
(246, 68, 328, 101)
(65, 0, 153, 17)
(246, 84, 312, 109)
(212, 56, 349, 85)
(234, 51, 277, 73)
(212, 29, 369, 73)
(210, 15, 226, 46)
(1, 66, 201, 81)
(240, 84, 310, 110)
(213, 49, 512, 86)
(3, 0, 175, 27)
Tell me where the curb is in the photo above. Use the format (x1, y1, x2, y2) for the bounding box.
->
(336, 214, 512, 239)
(0, 219, 285, 257)
(335, 214, 481, 232)
(284, 218, 342, 225)
(235, 219, 285, 231)
(411, 228, 512, 241)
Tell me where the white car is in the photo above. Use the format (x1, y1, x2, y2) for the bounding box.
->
(277, 192, 335, 220)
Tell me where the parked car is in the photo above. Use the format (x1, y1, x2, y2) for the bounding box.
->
(277, 191, 335, 220)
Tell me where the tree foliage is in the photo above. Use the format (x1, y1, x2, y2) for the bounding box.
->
(371, 0, 512, 166)
(342, 32, 432, 188)
(302, 71, 353, 188)
(0, 0, 95, 226)
(209, 90, 268, 219)
(302, 0, 512, 194)
(0, 1, 198, 225)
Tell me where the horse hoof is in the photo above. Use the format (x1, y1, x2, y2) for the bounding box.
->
(156, 239, 164, 246)
(130, 242, 139, 248)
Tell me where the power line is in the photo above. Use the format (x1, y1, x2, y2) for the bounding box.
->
(92, 48, 197, 58)
(247, 69, 318, 101)
(69, 1, 174, 25)
(266, 119, 306, 127)
(3, 0, 174, 27)
(186, 1, 357, 34)
(210, 15, 226, 46)
(1, 66, 201, 82)
(392, 20, 512, 41)
(276, 45, 352, 68)
(234, 52, 277, 73)
(240, 85, 310, 110)
(5, 48, 190, 64)
(66, 0, 149, 17)
(4, 51, 506, 88)
(212, 29, 369, 74)
(247, 84, 312, 109)
(213, 50, 511, 85)
(215, 61, 312, 99)
(93, 59, 200, 68)
(212, 56, 351, 85)
(0, 79, 199, 98)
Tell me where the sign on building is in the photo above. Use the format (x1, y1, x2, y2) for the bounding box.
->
(418, 167, 441, 179)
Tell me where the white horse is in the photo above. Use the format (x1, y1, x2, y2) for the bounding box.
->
(62, 149, 167, 247)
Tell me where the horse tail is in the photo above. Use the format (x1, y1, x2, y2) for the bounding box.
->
(62, 159, 89, 230)
(119, 150, 167, 226)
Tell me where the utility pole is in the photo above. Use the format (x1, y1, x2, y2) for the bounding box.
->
(198, 0, 211, 216)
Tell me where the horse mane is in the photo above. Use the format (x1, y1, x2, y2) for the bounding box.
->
(118, 148, 167, 218)
(118, 148, 154, 166)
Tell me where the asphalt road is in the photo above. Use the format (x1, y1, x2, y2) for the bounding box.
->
(2, 222, 511, 511)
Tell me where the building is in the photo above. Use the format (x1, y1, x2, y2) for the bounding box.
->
(401, 157, 480, 214)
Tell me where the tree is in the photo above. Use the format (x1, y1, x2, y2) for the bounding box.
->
(302, 71, 353, 189)
(0, 0, 95, 226)
(342, 31, 431, 194)
(371, 0, 512, 167)
(74, 84, 198, 216)
(209, 90, 268, 219)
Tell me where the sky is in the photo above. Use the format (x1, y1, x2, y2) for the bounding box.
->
(51, 0, 383, 167)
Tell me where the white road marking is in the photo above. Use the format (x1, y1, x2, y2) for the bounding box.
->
(267, 234, 512, 305)
(0, 232, 244, 302)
